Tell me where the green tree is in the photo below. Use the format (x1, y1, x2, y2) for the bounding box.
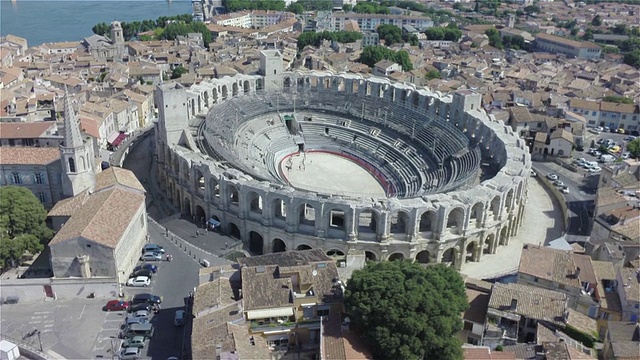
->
(523, 4, 540, 15)
(92, 22, 110, 36)
(425, 69, 441, 80)
(377, 24, 403, 45)
(582, 28, 594, 40)
(485, 28, 503, 49)
(345, 262, 468, 360)
(286, 2, 304, 14)
(627, 138, 640, 159)
(358, 46, 413, 71)
(0, 187, 53, 269)
(171, 66, 188, 79)
(623, 49, 640, 68)
(603, 96, 633, 104)
(342, 3, 353, 12)
(592, 14, 602, 26)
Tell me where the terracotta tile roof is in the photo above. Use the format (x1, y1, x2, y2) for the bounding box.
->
(550, 128, 574, 144)
(489, 283, 567, 326)
(600, 101, 636, 114)
(0, 147, 60, 165)
(572, 254, 597, 284)
(518, 245, 582, 288)
(241, 266, 294, 310)
(0, 121, 56, 139)
(535, 33, 600, 49)
(565, 308, 597, 337)
(322, 315, 347, 360)
(618, 267, 640, 303)
(569, 98, 600, 112)
(464, 288, 490, 324)
(94, 167, 145, 193)
(596, 187, 627, 209)
(193, 276, 238, 315)
(47, 191, 90, 217)
(592, 261, 616, 280)
(48, 188, 144, 248)
(535, 132, 547, 143)
(228, 323, 271, 359)
(464, 347, 517, 359)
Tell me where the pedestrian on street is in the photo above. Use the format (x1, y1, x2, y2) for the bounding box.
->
(205, 227, 208, 234)
(196, 230, 200, 237)
(225, 242, 228, 249)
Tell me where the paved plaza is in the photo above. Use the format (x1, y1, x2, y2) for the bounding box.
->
(460, 177, 565, 279)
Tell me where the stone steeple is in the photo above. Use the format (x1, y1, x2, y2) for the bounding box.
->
(60, 90, 96, 197)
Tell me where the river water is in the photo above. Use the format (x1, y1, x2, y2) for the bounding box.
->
(1, 0, 192, 47)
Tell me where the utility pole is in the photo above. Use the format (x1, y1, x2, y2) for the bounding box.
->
(36, 330, 43, 352)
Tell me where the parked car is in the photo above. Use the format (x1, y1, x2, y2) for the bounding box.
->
(126, 276, 150, 287)
(530, 170, 537, 177)
(597, 138, 604, 145)
(122, 336, 146, 349)
(596, 126, 604, 132)
(130, 269, 153, 279)
(125, 316, 149, 326)
(132, 293, 162, 305)
(604, 126, 611, 132)
(128, 304, 152, 313)
(623, 136, 636, 142)
(588, 128, 600, 134)
(118, 347, 140, 360)
(589, 166, 601, 172)
(547, 173, 558, 181)
(561, 186, 569, 194)
(554, 180, 564, 187)
(617, 128, 626, 134)
(174, 310, 185, 326)
(105, 300, 130, 312)
(621, 152, 631, 159)
(593, 150, 602, 157)
(129, 310, 149, 319)
(133, 264, 158, 273)
(140, 252, 163, 262)
(142, 244, 165, 254)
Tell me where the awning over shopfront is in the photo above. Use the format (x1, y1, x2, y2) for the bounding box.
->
(246, 307, 294, 320)
(110, 133, 128, 147)
(107, 131, 120, 144)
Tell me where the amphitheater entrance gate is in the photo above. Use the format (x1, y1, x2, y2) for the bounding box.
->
(228, 223, 241, 239)
(249, 231, 263, 255)
(195, 205, 206, 224)
(484, 234, 495, 254)
(272, 239, 286, 253)
(415, 250, 431, 264)
(388, 253, 404, 261)
(465, 242, 477, 263)
(296, 244, 312, 251)
(442, 248, 458, 268)
(365, 251, 377, 261)
(326, 249, 345, 257)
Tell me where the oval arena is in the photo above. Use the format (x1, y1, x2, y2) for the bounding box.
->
(154, 71, 531, 269)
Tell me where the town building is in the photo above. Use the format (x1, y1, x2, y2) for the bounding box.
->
(0, 147, 64, 209)
(331, 13, 433, 32)
(534, 33, 601, 60)
(0, 122, 62, 148)
(602, 321, 640, 359)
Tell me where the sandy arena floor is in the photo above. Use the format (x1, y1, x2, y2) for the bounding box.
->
(281, 152, 386, 197)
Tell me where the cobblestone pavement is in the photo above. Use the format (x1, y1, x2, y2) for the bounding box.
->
(460, 178, 564, 280)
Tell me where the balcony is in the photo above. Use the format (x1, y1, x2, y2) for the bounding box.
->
(250, 320, 296, 333)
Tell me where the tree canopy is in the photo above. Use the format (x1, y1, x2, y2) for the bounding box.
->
(222, 0, 286, 12)
(628, 138, 640, 159)
(296, 31, 362, 50)
(353, 2, 390, 14)
(358, 46, 413, 71)
(377, 24, 403, 45)
(0, 187, 53, 269)
(424, 25, 462, 42)
(92, 14, 193, 41)
(344, 261, 468, 360)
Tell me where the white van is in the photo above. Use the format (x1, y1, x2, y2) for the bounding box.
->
(600, 154, 614, 163)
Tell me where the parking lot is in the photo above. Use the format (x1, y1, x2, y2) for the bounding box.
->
(0, 221, 202, 359)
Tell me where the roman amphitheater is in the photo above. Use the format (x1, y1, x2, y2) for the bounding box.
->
(155, 68, 531, 269)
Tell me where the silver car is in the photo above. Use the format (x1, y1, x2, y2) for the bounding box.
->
(118, 347, 140, 359)
(140, 252, 162, 261)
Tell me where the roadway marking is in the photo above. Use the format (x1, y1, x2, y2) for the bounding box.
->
(28, 321, 41, 325)
(34, 311, 52, 315)
(44, 324, 54, 328)
(78, 305, 86, 320)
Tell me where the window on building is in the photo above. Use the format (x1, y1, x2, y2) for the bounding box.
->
(592, 111, 597, 116)
(37, 192, 46, 203)
(622, 115, 627, 120)
(317, 308, 330, 317)
(68, 158, 76, 172)
(12, 173, 21, 184)
(34, 173, 44, 184)
(303, 306, 315, 319)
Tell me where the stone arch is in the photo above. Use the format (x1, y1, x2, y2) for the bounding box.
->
(243, 80, 250, 93)
(412, 92, 420, 108)
(195, 205, 206, 222)
(388, 253, 404, 261)
(470, 202, 484, 228)
(465, 242, 478, 262)
(194, 169, 205, 193)
(296, 244, 312, 251)
(499, 227, 508, 246)
(505, 189, 515, 212)
(221, 85, 228, 99)
(228, 185, 239, 206)
(204, 91, 210, 107)
(249, 231, 263, 255)
(441, 247, 459, 267)
(172, 155, 180, 175)
(484, 234, 495, 254)
(228, 222, 241, 239)
(446, 207, 466, 234)
(491, 195, 501, 219)
(516, 181, 524, 201)
(365, 251, 377, 261)
(182, 161, 191, 183)
(415, 250, 431, 264)
(183, 196, 192, 217)
(357, 209, 379, 235)
(272, 198, 287, 222)
(327, 207, 346, 231)
(284, 77, 292, 87)
(209, 177, 220, 200)
(247, 191, 263, 215)
(175, 188, 181, 209)
(390, 211, 410, 235)
(232, 82, 239, 97)
(326, 249, 345, 257)
(419, 210, 437, 233)
(272, 238, 286, 253)
(298, 202, 316, 227)
(256, 79, 263, 91)
(213, 88, 218, 102)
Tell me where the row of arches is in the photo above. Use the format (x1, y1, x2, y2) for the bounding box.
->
(233, 226, 509, 268)
(185, 76, 263, 119)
